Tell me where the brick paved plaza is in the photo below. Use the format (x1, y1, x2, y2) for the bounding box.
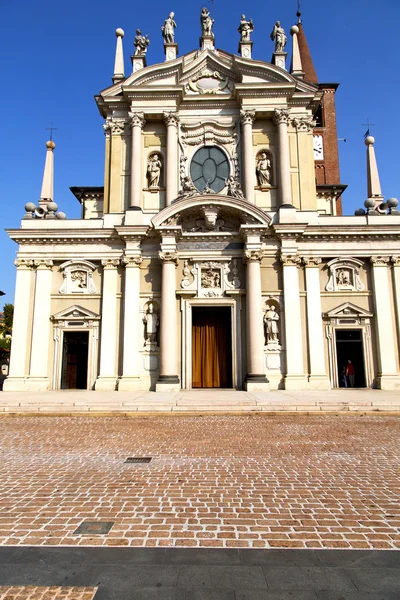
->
(0, 414, 399, 550)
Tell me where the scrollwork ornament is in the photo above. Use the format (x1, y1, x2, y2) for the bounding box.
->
(273, 108, 291, 126)
(244, 250, 263, 263)
(293, 117, 316, 132)
(129, 112, 146, 129)
(370, 256, 390, 267)
(101, 259, 120, 269)
(34, 259, 53, 270)
(280, 254, 301, 267)
(391, 256, 400, 266)
(14, 259, 34, 270)
(159, 251, 178, 265)
(122, 256, 143, 268)
(163, 112, 180, 127)
(109, 120, 126, 135)
(240, 110, 256, 126)
(302, 256, 322, 267)
(103, 120, 112, 137)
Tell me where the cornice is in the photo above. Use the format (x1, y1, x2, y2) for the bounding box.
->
(7, 229, 118, 245)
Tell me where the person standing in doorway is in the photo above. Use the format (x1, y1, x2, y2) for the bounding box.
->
(345, 360, 355, 387)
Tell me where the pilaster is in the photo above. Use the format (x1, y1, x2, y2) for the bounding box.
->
(95, 259, 120, 391)
(129, 112, 146, 209)
(108, 119, 126, 213)
(119, 255, 143, 391)
(164, 112, 179, 206)
(274, 109, 292, 207)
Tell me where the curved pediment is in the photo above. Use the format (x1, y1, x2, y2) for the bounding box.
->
(152, 195, 272, 230)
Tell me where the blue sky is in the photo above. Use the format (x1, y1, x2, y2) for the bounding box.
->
(1, 0, 399, 303)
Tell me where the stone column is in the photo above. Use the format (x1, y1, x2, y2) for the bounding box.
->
(244, 250, 269, 390)
(281, 254, 307, 389)
(164, 112, 179, 206)
(119, 256, 142, 391)
(156, 251, 180, 391)
(274, 108, 292, 206)
(240, 110, 256, 204)
(303, 257, 330, 389)
(391, 256, 400, 358)
(129, 112, 146, 209)
(95, 259, 120, 391)
(371, 256, 399, 389)
(28, 259, 53, 390)
(3, 260, 34, 391)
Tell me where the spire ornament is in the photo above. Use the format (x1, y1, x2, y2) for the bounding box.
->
(113, 28, 125, 83)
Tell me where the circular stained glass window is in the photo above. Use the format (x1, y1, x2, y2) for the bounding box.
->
(190, 146, 230, 193)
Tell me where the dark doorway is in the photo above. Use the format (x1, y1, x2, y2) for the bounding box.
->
(61, 331, 89, 389)
(336, 329, 366, 388)
(192, 307, 232, 388)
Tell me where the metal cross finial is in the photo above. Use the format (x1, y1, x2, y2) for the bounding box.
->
(362, 119, 375, 139)
(297, 0, 302, 22)
(45, 123, 57, 141)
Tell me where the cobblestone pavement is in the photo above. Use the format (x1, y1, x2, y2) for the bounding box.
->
(0, 588, 97, 600)
(0, 415, 399, 549)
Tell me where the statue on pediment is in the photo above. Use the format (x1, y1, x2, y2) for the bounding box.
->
(226, 176, 244, 199)
(238, 15, 254, 42)
(200, 7, 214, 37)
(270, 21, 287, 53)
(134, 29, 150, 56)
(161, 12, 177, 44)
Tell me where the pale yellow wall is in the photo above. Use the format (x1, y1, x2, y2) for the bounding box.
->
(288, 128, 317, 210)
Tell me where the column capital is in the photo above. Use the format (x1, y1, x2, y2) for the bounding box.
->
(104, 118, 126, 135)
(391, 256, 400, 266)
(129, 111, 146, 128)
(371, 255, 390, 267)
(292, 117, 316, 132)
(273, 108, 291, 126)
(14, 259, 34, 270)
(34, 259, 53, 270)
(159, 251, 178, 265)
(244, 250, 263, 263)
(281, 253, 301, 267)
(102, 259, 121, 270)
(302, 256, 322, 267)
(163, 112, 180, 127)
(122, 256, 142, 268)
(240, 109, 256, 126)
(103, 120, 112, 137)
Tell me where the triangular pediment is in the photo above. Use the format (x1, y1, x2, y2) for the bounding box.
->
(52, 305, 100, 321)
(325, 302, 373, 319)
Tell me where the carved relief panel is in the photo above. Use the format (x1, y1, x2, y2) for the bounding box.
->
(325, 258, 365, 292)
(180, 258, 241, 297)
(59, 260, 97, 294)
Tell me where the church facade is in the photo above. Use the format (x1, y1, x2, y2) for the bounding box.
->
(4, 11, 400, 393)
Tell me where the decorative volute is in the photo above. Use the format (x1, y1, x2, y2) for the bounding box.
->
(113, 28, 125, 83)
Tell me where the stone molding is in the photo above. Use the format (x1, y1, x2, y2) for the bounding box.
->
(391, 256, 400, 266)
(273, 108, 291, 126)
(101, 259, 120, 269)
(244, 250, 263, 263)
(122, 256, 143, 268)
(370, 256, 390, 267)
(159, 251, 179, 265)
(14, 259, 34, 270)
(129, 112, 146, 128)
(163, 112, 180, 127)
(34, 259, 53, 270)
(240, 110, 256, 126)
(302, 257, 322, 267)
(280, 254, 301, 267)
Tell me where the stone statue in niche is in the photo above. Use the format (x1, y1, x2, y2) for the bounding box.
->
(226, 176, 244, 199)
(147, 154, 163, 188)
(70, 270, 87, 289)
(238, 15, 254, 42)
(200, 7, 214, 37)
(264, 305, 280, 344)
(161, 12, 177, 43)
(201, 268, 221, 289)
(143, 303, 159, 346)
(256, 152, 272, 187)
(270, 21, 287, 53)
(336, 269, 352, 287)
(134, 29, 150, 56)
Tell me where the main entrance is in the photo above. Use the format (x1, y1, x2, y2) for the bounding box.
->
(192, 307, 232, 388)
(335, 329, 366, 388)
(61, 331, 89, 389)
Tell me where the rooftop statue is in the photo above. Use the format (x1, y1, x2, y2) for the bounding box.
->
(238, 14, 254, 42)
(161, 12, 177, 44)
(270, 21, 287, 53)
(134, 29, 150, 56)
(200, 7, 214, 37)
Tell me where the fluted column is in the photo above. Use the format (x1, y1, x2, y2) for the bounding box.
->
(156, 250, 180, 391)
(244, 250, 269, 391)
(371, 256, 399, 389)
(3, 260, 34, 391)
(129, 112, 146, 208)
(303, 257, 330, 389)
(274, 109, 292, 206)
(29, 260, 53, 390)
(95, 259, 120, 391)
(240, 110, 256, 204)
(281, 254, 307, 389)
(164, 112, 179, 206)
(119, 256, 142, 390)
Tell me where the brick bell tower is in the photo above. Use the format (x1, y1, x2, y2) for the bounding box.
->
(296, 15, 346, 215)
